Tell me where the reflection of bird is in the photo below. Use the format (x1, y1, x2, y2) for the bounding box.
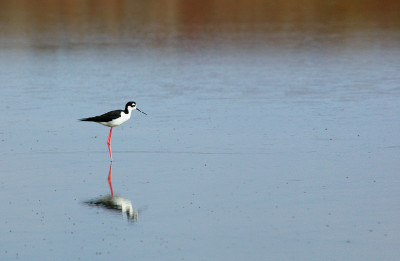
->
(80, 101, 146, 161)
(85, 162, 140, 222)
(86, 195, 139, 221)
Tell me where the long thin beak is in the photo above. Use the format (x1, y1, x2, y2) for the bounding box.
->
(137, 108, 147, 115)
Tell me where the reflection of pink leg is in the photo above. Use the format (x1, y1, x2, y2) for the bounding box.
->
(108, 162, 114, 196)
(107, 127, 113, 162)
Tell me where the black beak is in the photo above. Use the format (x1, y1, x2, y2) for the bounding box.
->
(137, 108, 147, 115)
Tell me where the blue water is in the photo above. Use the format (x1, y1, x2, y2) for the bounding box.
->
(1, 3, 400, 260)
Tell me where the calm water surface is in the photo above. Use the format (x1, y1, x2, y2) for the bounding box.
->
(1, 1, 400, 260)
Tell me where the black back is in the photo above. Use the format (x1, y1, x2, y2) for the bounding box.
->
(79, 102, 136, 122)
(80, 110, 123, 122)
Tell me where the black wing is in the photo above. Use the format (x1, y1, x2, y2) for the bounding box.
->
(80, 110, 123, 122)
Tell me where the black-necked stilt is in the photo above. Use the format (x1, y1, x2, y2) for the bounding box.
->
(80, 101, 146, 161)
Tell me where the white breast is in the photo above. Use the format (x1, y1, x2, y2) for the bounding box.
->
(100, 112, 131, 127)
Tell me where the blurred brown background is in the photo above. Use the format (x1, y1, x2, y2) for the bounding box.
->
(1, 0, 399, 40)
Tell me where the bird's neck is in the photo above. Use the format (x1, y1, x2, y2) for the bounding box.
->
(124, 107, 133, 115)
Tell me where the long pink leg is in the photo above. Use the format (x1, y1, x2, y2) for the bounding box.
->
(108, 162, 114, 196)
(107, 127, 113, 161)
(107, 127, 113, 162)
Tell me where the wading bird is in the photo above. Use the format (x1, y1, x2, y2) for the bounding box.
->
(80, 101, 146, 161)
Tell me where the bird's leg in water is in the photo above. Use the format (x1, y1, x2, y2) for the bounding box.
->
(108, 162, 113, 196)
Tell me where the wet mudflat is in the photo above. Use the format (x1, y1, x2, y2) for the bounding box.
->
(1, 1, 400, 260)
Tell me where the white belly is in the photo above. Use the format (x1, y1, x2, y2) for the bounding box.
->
(99, 112, 131, 127)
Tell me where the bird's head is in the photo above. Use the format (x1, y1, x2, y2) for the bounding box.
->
(126, 101, 147, 115)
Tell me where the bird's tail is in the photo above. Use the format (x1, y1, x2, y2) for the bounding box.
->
(79, 117, 93, 121)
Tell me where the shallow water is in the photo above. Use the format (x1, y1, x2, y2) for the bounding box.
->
(1, 1, 400, 260)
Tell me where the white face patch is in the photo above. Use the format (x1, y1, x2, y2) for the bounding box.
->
(127, 104, 136, 112)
